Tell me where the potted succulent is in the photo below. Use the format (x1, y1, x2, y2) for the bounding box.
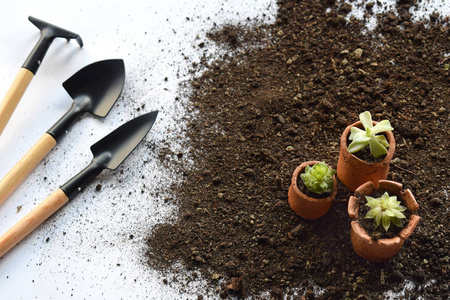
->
(348, 180, 420, 262)
(288, 161, 337, 220)
(337, 111, 395, 192)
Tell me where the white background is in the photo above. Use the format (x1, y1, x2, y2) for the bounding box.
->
(0, 1, 276, 299)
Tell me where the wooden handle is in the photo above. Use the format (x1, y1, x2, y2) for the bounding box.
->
(0, 133, 57, 206)
(0, 188, 68, 258)
(0, 68, 34, 136)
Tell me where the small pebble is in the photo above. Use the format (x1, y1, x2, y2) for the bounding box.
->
(212, 177, 221, 185)
(354, 48, 363, 59)
(430, 197, 442, 207)
(211, 274, 222, 280)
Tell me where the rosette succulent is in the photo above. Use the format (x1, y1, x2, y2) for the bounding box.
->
(300, 162, 336, 194)
(348, 111, 394, 158)
(365, 192, 406, 231)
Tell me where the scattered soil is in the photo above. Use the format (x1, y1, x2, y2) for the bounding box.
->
(146, 0, 449, 299)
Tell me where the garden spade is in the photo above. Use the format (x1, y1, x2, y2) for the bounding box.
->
(0, 16, 83, 136)
(0, 111, 158, 258)
(0, 59, 125, 207)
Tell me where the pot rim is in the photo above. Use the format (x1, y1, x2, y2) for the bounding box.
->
(341, 120, 395, 166)
(348, 180, 420, 242)
(291, 161, 337, 203)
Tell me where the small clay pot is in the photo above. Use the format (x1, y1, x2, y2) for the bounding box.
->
(337, 120, 395, 192)
(288, 161, 337, 220)
(348, 180, 420, 263)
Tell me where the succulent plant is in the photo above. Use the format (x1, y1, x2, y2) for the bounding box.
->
(348, 111, 394, 158)
(300, 162, 336, 195)
(365, 192, 406, 232)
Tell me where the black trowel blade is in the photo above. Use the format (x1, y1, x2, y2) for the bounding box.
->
(90, 111, 159, 170)
(62, 59, 125, 117)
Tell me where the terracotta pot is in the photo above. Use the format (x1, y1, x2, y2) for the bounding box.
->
(337, 121, 395, 192)
(348, 180, 420, 263)
(288, 161, 337, 220)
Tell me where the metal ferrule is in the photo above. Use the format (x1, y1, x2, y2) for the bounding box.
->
(60, 152, 111, 200)
(46, 96, 91, 141)
(21, 29, 55, 74)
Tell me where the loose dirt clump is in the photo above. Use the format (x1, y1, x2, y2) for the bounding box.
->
(146, 0, 450, 298)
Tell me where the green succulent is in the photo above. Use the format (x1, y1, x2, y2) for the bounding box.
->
(300, 162, 336, 194)
(348, 111, 394, 158)
(365, 192, 406, 232)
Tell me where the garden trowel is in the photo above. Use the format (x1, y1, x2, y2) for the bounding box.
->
(0, 59, 125, 207)
(0, 111, 158, 257)
(0, 16, 83, 136)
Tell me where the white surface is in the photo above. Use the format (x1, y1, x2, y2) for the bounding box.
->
(0, 1, 276, 299)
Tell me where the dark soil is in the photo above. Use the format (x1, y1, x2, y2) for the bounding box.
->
(146, 0, 450, 299)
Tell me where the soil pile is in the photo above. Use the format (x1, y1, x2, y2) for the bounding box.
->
(147, 0, 449, 298)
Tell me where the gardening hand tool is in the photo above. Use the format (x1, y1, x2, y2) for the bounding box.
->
(0, 59, 125, 207)
(0, 111, 159, 258)
(0, 16, 83, 136)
